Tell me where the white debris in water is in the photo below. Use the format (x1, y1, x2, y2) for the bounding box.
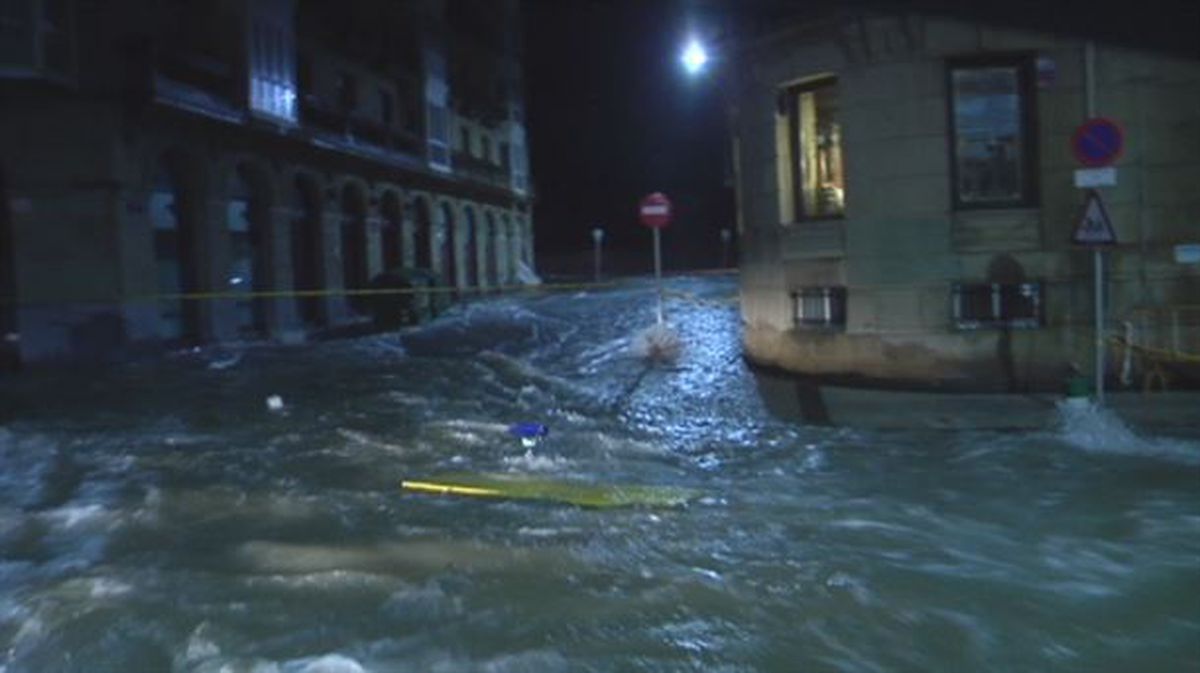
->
(502, 449, 570, 472)
(631, 323, 682, 364)
(266, 395, 285, 412)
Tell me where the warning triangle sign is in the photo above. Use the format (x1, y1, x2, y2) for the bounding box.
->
(1072, 190, 1118, 246)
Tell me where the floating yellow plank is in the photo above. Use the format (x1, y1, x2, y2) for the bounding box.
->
(401, 473, 699, 508)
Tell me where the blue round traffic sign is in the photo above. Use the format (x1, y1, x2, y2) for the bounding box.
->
(1071, 117, 1124, 167)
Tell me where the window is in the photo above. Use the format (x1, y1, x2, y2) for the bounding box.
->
(952, 282, 1041, 329)
(248, 1, 297, 124)
(423, 46, 451, 170)
(948, 57, 1037, 208)
(777, 77, 845, 222)
(481, 136, 491, 163)
(379, 88, 393, 126)
(791, 287, 846, 329)
(0, 0, 74, 80)
(337, 71, 357, 112)
(460, 126, 472, 154)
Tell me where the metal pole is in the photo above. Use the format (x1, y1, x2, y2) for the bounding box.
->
(1095, 249, 1105, 403)
(653, 227, 663, 324)
(1085, 40, 1105, 404)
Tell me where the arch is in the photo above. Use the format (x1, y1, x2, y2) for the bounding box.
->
(228, 161, 273, 336)
(489, 209, 508, 286)
(503, 213, 520, 283)
(411, 195, 433, 270)
(483, 209, 498, 287)
(150, 149, 205, 343)
(290, 172, 326, 327)
(341, 181, 370, 312)
(379, 190, 404, 272)
(437, 200, 456, 288)
(461, 204, 479, 288)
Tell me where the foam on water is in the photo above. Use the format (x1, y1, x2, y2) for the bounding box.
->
(501, 449, 571, 472)
(1056, 399, 1200, 465)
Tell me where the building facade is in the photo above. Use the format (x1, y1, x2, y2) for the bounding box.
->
(0, 0, 534, 366)
(731, 10, 1200, 395)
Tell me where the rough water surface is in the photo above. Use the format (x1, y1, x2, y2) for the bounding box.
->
(1, 276, 1197, 672)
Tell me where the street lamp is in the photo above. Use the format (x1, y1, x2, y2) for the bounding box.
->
(680, 38, 709, 75)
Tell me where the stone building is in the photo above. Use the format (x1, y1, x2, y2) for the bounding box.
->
(730, 8, 1200, 399)
(0, 0, 533, 367)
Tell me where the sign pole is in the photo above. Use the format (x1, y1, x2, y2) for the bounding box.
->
(638, 192, 672, 325)
(653, 227, 663, 324)
(1094, 248, 1104, 404)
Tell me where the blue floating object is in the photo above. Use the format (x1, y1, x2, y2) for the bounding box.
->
(508, 422, 549, 439)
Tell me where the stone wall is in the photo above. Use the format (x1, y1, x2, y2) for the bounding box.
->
(734, 12, 1200, 390)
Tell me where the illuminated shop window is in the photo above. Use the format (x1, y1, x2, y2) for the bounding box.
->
(776, 77, 845, 222)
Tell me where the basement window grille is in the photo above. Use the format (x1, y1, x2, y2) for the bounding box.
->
(791, 286, 846, 329)
(952, 282, 1042, 329)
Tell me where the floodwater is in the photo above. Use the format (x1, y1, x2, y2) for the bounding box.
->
(1, 276, 1197, 672)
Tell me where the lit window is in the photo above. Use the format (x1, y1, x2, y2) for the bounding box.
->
(948, 57, 1037, 208)
(248, 0, 297, 124)
(777, 77, 845, 222)
(952, 282, 1041, 329)
(791, 287, 846, 329)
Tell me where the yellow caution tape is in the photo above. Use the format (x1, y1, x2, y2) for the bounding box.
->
(1107, 336, 1200, 365)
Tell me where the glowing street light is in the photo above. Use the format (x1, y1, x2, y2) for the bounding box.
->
(680, 38, 709, 75)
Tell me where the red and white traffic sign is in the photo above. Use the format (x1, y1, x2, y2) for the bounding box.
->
(1072, 190, 1117, 246)
(638, 192, 672, 229)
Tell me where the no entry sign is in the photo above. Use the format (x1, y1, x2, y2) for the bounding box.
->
(639, 192, 672, 229)
(1071, 117, 1124, 167)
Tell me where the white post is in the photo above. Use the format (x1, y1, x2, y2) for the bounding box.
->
(591, 227, 604, 282)
(653, 227, 663, 324)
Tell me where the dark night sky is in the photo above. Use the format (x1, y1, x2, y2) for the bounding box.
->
(519, 0, 1197, 276)
(522, 0, 735, 276)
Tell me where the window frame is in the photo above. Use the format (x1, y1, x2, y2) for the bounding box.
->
(779, 76, 846, 224)
(946, 54, 1040, 211)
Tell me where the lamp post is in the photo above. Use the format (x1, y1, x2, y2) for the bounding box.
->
(591, 227, 604, 282)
